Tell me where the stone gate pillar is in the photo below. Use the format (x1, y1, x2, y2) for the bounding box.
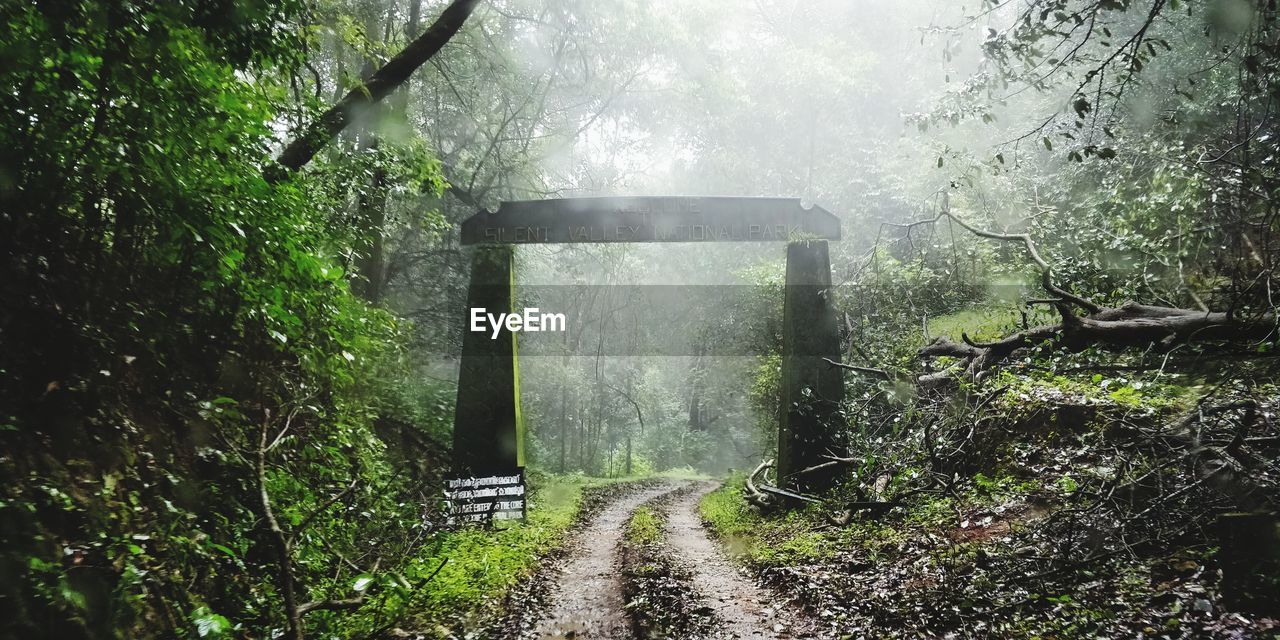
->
(777, 240, 845, 492)
(452, 245, 524, 475)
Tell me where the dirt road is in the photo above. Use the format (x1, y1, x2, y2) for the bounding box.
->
(530, 482, 681, 639)
(665, 481, 810, 639)
(525, 480, 817, 640)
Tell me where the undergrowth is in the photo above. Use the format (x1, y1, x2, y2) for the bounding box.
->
(700, 374, 1280, 638)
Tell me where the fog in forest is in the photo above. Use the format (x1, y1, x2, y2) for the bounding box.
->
(421, 0, 1098, 475)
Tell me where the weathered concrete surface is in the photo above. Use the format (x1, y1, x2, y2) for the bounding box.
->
(452, 245, 524, 475)
(460, 197, 840, 245)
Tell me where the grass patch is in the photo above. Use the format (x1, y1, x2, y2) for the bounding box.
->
(925, 305, 1056, 346)
(397, 473, 636, 632)
(627, 506, 663, 546)
(699, 481, 838, 566)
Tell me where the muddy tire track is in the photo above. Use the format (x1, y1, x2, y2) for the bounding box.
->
(664, 481, 818, 639)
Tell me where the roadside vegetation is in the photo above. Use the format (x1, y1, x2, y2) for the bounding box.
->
(399, 474, 643, 636)
(706, 367, 1280, 637)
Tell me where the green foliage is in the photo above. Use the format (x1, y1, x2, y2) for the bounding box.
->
(748, 354, 782, 450)
(970, 472, 1037, 503)
(0, 1, 448, 638)
(987, 368, 1201, 416)
(699, 482, 835, 565)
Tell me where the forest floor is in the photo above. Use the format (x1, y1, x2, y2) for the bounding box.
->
(496, 479, 817, 640)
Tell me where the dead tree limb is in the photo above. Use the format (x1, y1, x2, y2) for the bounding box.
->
(882, 209, 1100, 313)
(795, 454, 859, 476)
(886, 211, 1276, 385)
(746, 458, 771, 496)
(918, 302, 1275, 386)
(822, 357, 896, 380)
(745, 458, 774, 507)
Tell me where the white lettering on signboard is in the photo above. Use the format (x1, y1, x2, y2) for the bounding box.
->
(444, 472, 526, 525)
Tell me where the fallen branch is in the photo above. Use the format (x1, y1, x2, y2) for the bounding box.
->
(758, 483, 821, 504)
(822, 357, 896, 380)
(877, 209, 1277, 386)
(746, 459, 771, 495)
(795, 454, 859, 477)
(917, 302, 1276, 386)
(745, 458, 774, 508)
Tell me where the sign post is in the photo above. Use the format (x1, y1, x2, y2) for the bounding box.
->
(460, 196, 840, 246)
(444, 471, 527, 525)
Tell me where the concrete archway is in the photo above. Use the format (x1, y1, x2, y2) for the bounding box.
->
(452, 197, 845, 492)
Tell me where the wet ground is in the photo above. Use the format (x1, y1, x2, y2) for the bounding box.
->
(529, 482, 680, 639)
(665, 481, 811, 639)
(523, 479, 817, 640)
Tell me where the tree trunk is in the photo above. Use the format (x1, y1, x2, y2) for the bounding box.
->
(625, 434, 632, 476)
(558, 386, 568, 474)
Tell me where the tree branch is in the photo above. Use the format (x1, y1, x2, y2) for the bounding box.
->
(270, 0, 482, 180)
(884, 208, 1101, 313)
(917, 302, 1277, 386)
(258, 411, 303, 640)
(291, 477, 360, 543)
(822, 357, 895, 380)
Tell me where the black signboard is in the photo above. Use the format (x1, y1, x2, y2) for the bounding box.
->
(444, 471, 526, 524)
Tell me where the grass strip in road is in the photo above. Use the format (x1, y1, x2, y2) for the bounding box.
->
(619, 489, 716, 639)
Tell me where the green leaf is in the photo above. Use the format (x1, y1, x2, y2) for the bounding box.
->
(207, 543, 238, 558)
(353, 573, 375, 592)
(192, 607, 231, 638)
(59, 580, 88, 610)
